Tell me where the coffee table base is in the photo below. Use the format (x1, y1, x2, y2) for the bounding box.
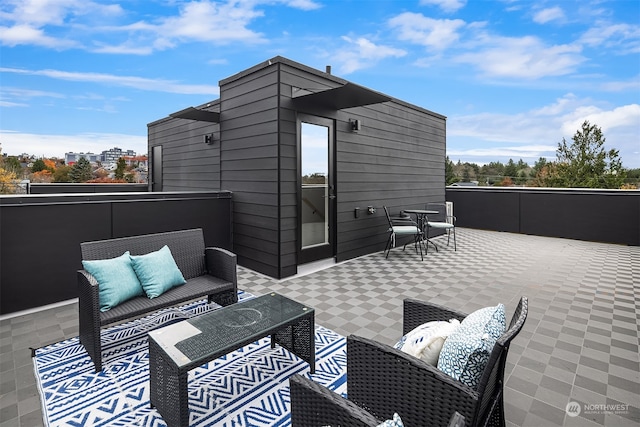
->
(149, 313, 315, 427)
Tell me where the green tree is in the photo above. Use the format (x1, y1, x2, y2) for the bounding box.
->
(555, 120, 626, 188)
(115, 158, 127, 180)
(53, 165, 72, 182)
(504, 159, 517, 179)
(445, 156, 457, 185)
(3, 156, 22, 176)
(69, 158, 93, 183)
(32, 159, 46, 173)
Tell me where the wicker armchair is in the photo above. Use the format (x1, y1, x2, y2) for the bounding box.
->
(290, 375, 466, 427)
(341, 297, 527, 427)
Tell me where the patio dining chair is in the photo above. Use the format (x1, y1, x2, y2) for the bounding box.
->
(383, 206, 424, 261)
(337, 297, 528, 427)
(425, 202, 456, 252)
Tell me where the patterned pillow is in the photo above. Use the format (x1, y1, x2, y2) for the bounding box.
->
(394, 319, 461, 365)
(376, 413, 404, 427)
(437, 304, 506, 389)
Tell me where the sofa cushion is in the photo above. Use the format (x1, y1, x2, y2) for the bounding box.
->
(394, 319, 461, 365)
(437, 304, 506, 389)
(82, 252, 144, 312)
(130, 245, 186, 298)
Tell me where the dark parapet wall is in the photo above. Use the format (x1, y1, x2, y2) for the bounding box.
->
(446, 187, 640, 246)
(0, 191, 233, 315)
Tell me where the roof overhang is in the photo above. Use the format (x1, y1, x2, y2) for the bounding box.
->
(170, 107, 220, 123)
(292, 83, 391, 110)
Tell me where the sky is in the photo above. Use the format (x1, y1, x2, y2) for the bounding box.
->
(1, 0, 639, 168)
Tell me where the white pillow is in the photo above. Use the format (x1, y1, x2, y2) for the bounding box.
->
(376, 413, 404, 427)
(394, 319, 461, 365)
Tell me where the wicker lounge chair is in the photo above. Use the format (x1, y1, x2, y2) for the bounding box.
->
(290, 297, 527, 427)
(290, 374, 466, 426)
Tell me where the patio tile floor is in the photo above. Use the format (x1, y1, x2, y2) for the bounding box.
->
(1, 228, 639, 426)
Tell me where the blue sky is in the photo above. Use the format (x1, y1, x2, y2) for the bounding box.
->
(1, 0, 639, 168)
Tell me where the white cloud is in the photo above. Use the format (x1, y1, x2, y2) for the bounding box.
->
(419, 0, 467, 13)
(0, 67, 219, 95)
(0, 23, 77, 48)
(334, 36, 406, 74)
(0, 130, 148, 157)
(389, 12, 465, 50)
(447, 95, 640, 166)
(154, 1, 266, 47)
(580, 22, 640, 54)
(0, 0, 122, 48)
(533, 7, 565, 24)
(280, 0, 322, 11)
(561, 104, 640, 136)
(455, 35, 584, 79)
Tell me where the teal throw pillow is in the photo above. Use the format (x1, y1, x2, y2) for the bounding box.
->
(130, 245, 186, 299)
(82, 252, 144, 312)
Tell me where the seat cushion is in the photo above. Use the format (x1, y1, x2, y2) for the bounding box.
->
(130, 245, 186, 298)
(82, 251, 144, 312)
(394, 319, 461, 365)
(391, 225, 420, 234)
(427, 221, 454, 229)
(437, 304, 506, 389)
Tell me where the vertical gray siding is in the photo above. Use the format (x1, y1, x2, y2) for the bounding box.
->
(147, 105, 221, 191)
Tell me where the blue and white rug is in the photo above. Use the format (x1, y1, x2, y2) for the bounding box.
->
(33, 291, 347, 426)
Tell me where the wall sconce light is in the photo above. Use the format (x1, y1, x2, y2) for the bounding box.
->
(204, 133, 215, 145)
(349, 119, 362, 132)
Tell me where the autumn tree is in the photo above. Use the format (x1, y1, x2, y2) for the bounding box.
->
(0, 156, 19, 193)
(69, 157, 93, 183)
(554, 120, 626, 188)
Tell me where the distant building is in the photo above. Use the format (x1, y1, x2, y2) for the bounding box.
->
(101, 147, 136, 164)
(123, 155, 148, 170)
(65, 152, 100, 165)
(64, 147, 137, 165)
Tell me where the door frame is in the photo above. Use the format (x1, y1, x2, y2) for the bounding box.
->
(297, 114, 336, 265)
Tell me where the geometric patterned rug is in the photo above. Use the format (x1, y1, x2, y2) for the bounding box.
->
(33, 291, 346, 426)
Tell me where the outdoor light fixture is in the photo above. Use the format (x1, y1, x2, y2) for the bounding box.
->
(350, 119, 362, 132)
(204, 134, 215, 145)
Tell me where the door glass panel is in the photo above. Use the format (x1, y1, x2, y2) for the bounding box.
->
(301, 122, 329, 249)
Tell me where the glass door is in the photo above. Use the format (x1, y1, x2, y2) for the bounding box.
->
(299, 116, 335, 264)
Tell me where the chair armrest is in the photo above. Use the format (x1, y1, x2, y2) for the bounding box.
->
(77, 270, 103, 370)
(289, 375, 380, 427)
(403, 299, 467, 334)
(204, 247, 237, 285)
(347, 335, 478, 427)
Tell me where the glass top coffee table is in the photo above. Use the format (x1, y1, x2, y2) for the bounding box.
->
(148, 293, 315, 427)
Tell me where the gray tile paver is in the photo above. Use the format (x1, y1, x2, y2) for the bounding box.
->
(1, 228, 638, 426)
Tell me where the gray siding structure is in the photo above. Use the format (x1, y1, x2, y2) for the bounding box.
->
(148, 57, 446, 279)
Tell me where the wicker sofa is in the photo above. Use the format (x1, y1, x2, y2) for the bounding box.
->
(290, 297, 528, 427)
(78, 228, 238, 371)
